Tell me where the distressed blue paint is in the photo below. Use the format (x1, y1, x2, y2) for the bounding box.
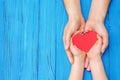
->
(39, 0, 56, 79)
(0, 0, 39, 80)
(0, 0, 120, 80)
(55, 0, 71, 80)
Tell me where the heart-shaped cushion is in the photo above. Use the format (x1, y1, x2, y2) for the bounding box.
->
(72, 31, 97, 52)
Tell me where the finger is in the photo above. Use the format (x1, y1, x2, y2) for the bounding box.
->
(64, 29, 72, 49)
(73, 31, 80, 36)
(80, 25, 85, 33)
(87, 65, 91, 71)
(63, 27, 68, 49)
(70, 41, 75, 53)
(85, 25, 93, 32)
(85, 26, 89, 32)
(89, 40, 99, 53)
(89, 28, 92, 31)
(70, 40, 82, 54)
(85, 57, 89, 68)
(101, 34, 108, 53)
(66, 50, 74, 64)
(90, 35, 102, 50)
(97, 34, 102, 47)
(63, 27, 73, 64)
(70, 39, 75, 51)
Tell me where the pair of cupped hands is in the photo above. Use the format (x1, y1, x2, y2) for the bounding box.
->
(63, 15, 108, 71)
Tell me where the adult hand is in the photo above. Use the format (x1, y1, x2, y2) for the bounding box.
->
(85, 20, 108, 53)
(84, 0, 110, 71)
(84, 20, 108, 71)
(63, 18, 85, 64)
(63, 0, 85, 64)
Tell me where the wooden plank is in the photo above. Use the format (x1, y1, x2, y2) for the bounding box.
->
(109, 26, 120, 80)
(38, 0, 56, 80)
(0, 0, 39, 80)
(0, 0, 120, 80)
(55, 0, 71, 80)
(109, 0, 120, 79)
(0, 0, 5, 79)
(19, 1, 39, 80)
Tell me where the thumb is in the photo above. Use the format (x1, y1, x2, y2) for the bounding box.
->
(97, 34, 102, 47)
(85, 25, 92, 32)
(80, 25, 85, 33)
(101, 34, 108, 53)
(65, 29, 72, 49)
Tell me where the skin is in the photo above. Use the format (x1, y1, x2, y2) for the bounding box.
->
(69, 40, 85, 80)
(87, 35, 108, 80)
(63, 0, 85, 64)
(85, 0, 110, 71)
(69, 35, 107, 80)
(63, 0, 110, 71)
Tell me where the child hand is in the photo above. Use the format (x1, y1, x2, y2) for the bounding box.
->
(86, 35, 108, 80)
(70, 37, 86, 59)
(87, 34, 102, 60)
(69, 35, 86, 80)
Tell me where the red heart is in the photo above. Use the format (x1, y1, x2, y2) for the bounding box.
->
(72, 31, 97, 52)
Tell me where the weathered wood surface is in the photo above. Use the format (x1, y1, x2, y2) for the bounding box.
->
(0, 0, 120, 80)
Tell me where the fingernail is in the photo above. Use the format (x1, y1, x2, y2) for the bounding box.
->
(87, 68, 90, 71)
(85, 63, 87, 68)
(102, 48, 105, 53)
(70, 59, 74, 64)
(102, 49, 105, 53)
(65, 45, 68, 49)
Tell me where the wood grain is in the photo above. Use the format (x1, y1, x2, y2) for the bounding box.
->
(0, 0, 120, 80)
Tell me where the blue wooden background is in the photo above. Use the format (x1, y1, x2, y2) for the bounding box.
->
(0, 0, 120, 80)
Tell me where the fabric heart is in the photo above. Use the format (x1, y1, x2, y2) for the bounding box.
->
(72, 31, 97, 52)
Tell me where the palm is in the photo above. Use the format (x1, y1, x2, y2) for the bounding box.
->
(84, 20, 108, 71)
(63, 17, 85, 64)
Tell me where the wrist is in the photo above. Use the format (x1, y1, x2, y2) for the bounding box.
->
(88, 0, 106, 23)
(73, 54, 85, 67)
(69, 15, 84, 24)
(72, 61, 84, 70)
(86, 19, 104, 28)
(89, 55, 101, 63)
(87, 17, 104, 24)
